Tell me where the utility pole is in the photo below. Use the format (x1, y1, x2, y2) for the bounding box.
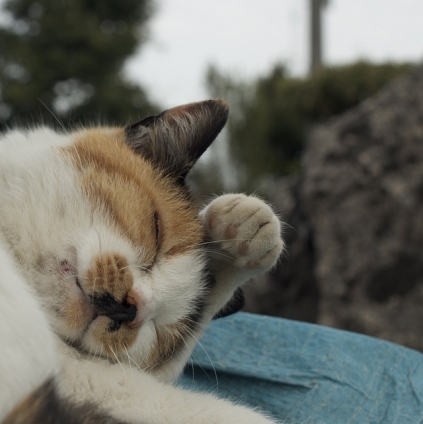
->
(310, 0, 324, 74)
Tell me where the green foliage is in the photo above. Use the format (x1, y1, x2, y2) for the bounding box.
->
(0, 0, 157, 128)
(301, 61, 412, 120)
(207, 61, 413, 186)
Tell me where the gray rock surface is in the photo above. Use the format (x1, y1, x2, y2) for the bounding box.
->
(244, 65, 423, 351)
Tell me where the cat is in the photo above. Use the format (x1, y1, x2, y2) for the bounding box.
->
(0, 99, 284, 423)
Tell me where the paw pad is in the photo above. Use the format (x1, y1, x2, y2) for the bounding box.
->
(224, 224, 238, 239)
(247, 260, 260, 269)
(207, 213, 219, 231)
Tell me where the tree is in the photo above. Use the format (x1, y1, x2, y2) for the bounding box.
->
(207, 61, 413, 189)
(0, 0, 157, 129)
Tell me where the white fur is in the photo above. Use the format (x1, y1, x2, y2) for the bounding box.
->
(56, 340, 276, 424)
(0, 240, 56, 421)
(0, 128, 283, 423)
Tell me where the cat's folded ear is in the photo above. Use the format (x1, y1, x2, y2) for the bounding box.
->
(125, 99, 229, 181)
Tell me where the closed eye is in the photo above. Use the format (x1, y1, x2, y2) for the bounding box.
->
(154, 211, 161, 249)
(140, 212, 161, 272)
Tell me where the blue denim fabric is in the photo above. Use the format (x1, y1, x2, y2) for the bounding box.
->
(178, 312, 423, 424)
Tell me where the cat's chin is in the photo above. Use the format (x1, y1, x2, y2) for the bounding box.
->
(75, 316, 158, 366)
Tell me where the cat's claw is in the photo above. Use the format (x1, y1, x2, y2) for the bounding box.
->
(201, 194, 284, 273)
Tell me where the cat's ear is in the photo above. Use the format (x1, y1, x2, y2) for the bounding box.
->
(125, 99, 229, 180)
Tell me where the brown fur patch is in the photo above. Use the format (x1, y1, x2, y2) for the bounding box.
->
(148, 321, 189, 368)
(82, 253, 139, 352)
(63, 128, 204, 261)
(61, 127, 206, 360)
(84, 253, 133, 302)
(63, 297, 93, 331)
(90, 316, 138, 355)
(4, 379, 122, 424)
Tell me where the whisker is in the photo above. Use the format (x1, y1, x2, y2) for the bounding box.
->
(109, 343, 126, 380)
(182, 326, 219, 391)
(37, 98, 67, 133)
(181, 237, 275, 252)
(71, 143, 84, 170)
(204, 249, 235, 261)
(124, 346, 142, 371)
(118, 264, 150, 273)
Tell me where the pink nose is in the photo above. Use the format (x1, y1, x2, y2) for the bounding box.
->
(126, 289, 148, 328)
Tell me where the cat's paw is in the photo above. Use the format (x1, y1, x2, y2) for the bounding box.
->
(201, 194, 284, 274)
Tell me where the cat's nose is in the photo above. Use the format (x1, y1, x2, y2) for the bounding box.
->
(90, 288, 150, 327)
(91, 293, 137, 322)
(125, 288, 149, 328)
(107, 304, 137, 322)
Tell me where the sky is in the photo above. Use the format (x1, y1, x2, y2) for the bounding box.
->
(125, 0, 423, 108)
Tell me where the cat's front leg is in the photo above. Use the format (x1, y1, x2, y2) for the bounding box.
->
(155, 194, 284, 382)
(57, 345, 278, 424)
(200, 194, 284, 318)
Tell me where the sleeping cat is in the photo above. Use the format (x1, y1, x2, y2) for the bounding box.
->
(0, 99, 284, 423)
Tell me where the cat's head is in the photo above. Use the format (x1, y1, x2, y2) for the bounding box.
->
(18, 100, 228, 376)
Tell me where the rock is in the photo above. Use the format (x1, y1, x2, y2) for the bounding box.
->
(302, 64, 423, 350)
(245, 64, 423, 351)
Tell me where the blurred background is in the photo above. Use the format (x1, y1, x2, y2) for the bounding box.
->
(1, 0, 423, 351)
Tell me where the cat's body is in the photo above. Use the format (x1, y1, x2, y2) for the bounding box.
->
(0, 100, 284, 423)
